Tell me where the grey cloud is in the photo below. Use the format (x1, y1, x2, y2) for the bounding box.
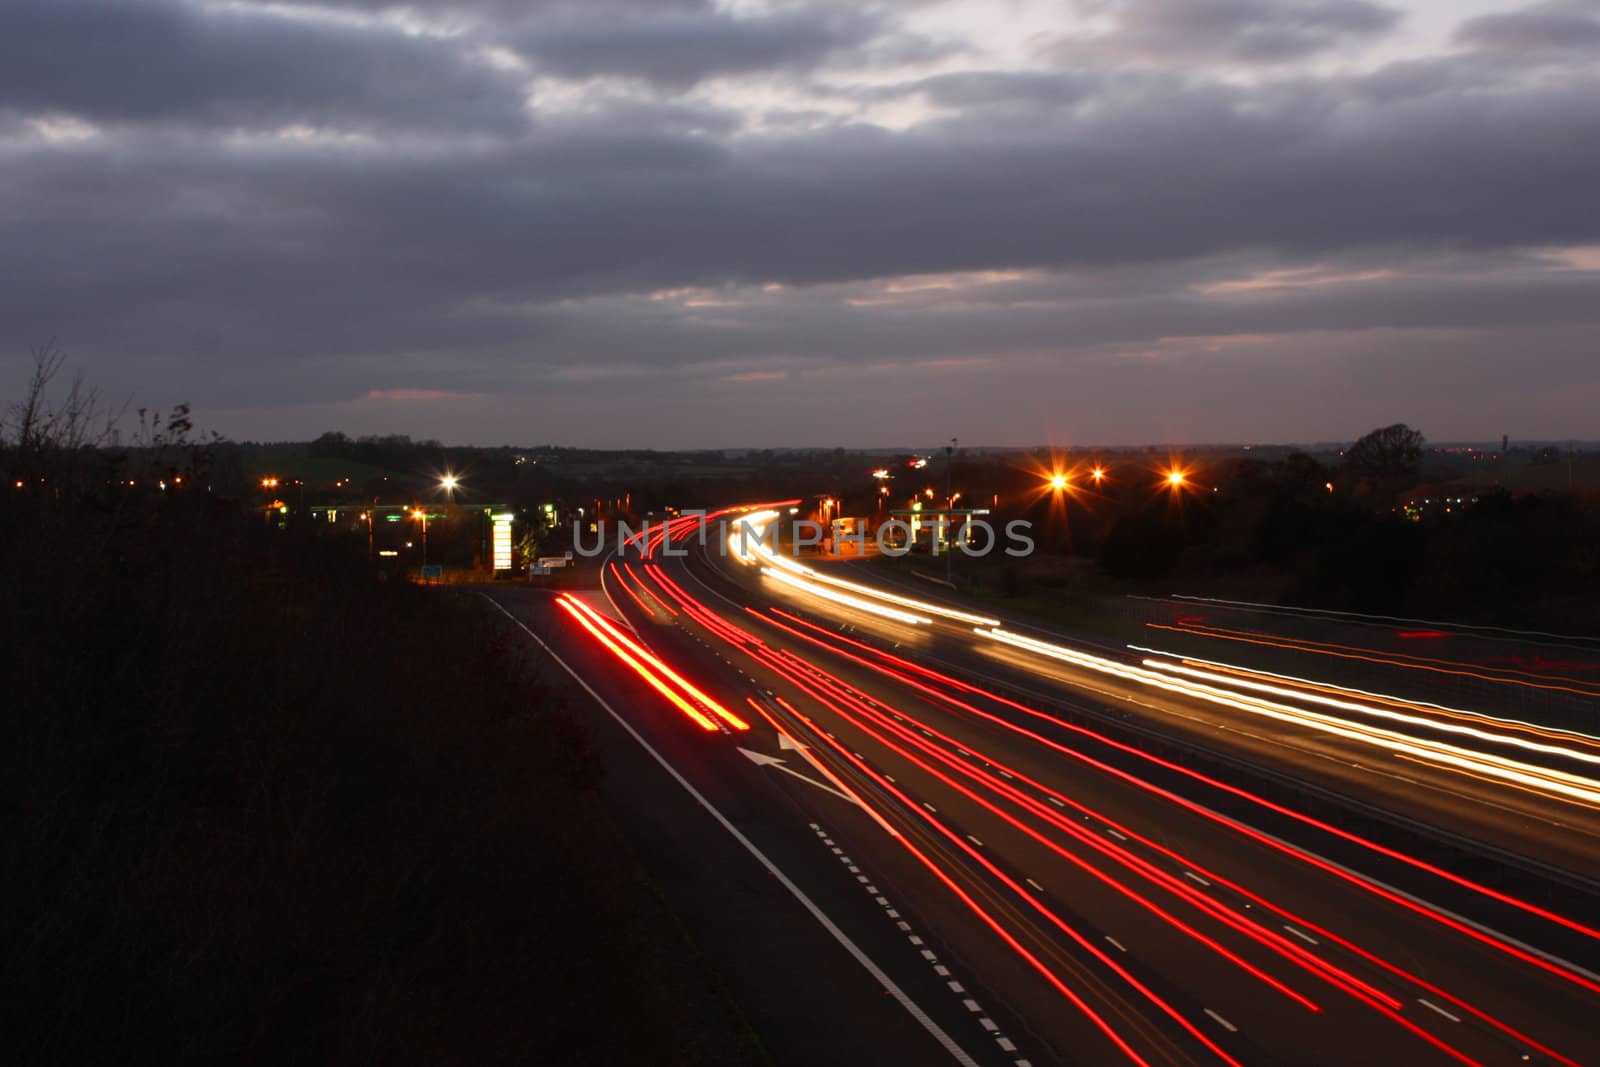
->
(1, 0, 1598, 445)
(516, 9, 890, 88)
(1046, 0, 1401, 65)
(1456, 1, 1600, 53)
(5, 57, 1600, 375)
(0, 0, 527, 132)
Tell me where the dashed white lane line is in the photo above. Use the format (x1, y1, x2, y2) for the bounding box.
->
(967, 835, 984, 848)
(1105, 936, 1127, 952)
(1046, 796, 1065, 807)
(809, 821, 1031, 1067)
(1283, 924, 1319, 946)
(1418, 999, 1461, 1023)
(1105, 828, 1128, 842)
(1184, 871, 1212, 887)
(1204, 1009, 1238, 1033)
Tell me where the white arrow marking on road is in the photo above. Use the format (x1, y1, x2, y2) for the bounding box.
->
(739, 748, 859, 804)
(777, 732, 809, 752)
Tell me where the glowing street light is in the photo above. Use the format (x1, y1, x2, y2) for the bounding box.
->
(1165, 469, 1186, 488)
(412, 507, 430, 565)
(1048, 474, 1069, 491)
(1091, 467, 1106, 483)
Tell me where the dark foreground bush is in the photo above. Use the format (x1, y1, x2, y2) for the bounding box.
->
(1, 491, 760, 1065)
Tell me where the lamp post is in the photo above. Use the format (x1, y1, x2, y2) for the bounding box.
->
(944, 437, 957, 584)
(413, 508, 429, 567)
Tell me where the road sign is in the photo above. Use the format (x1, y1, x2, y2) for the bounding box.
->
(420, 564, 443, 580)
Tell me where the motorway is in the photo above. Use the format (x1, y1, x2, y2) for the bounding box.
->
(483, 507, 1600, 1067)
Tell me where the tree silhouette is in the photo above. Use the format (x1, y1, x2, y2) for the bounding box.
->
(1343, 423, 1424, 501)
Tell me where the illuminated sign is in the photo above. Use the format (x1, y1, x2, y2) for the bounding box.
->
(492, 514, 513, 571)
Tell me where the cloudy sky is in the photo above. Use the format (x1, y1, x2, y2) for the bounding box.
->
(3, 0, 1598, 447)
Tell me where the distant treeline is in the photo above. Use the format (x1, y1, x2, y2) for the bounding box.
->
(1093, 444, 1600, 632)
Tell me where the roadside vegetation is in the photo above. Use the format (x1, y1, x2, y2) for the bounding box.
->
(1, 347, 761, 1065)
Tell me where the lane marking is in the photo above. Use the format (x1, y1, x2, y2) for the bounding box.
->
(1418, 999, 1461, 1023)
(1283, 925, 1319, 946)
(1204, 1009, 1238, 1032)
(483, 595, 984, 1067)
(1025, 878, 1044, 892)
(1105, 936, 1127, 952)
(1184, 871, 1212, 887)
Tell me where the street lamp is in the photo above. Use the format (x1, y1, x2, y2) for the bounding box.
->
(412, 507, 429, 566)
(1048, 474, 1068, 492)
(1165, 469, 1186, 488)
(1091, 467, 1106, 484)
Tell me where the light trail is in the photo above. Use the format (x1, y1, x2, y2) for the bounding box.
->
(641, 567, 1244, 1062)
(609, 562, 657, 618)
(1137, 656, 1600, 772)
(760, 566, 932, 625)
(615, 524, 1596, 1062)
(756, 616, 1420, 1014)
(554, 596, 718, 732)
(755, 607, 1587, 1063)
(767, 669, 1239, 1067)
(981, 627, 1600, 809)
(752, 608, 1600, 987)
(780, 652, 1491, 1067)
(1146, 622, 1600, 699)
(560, 594, 749, 731)
(727, 509, 999, 626)
(774, 611, 1584, 1066)
(1127, 647, 1600, 751)
(777, 648, 1344, 1017)
(622, 562, 678, 616)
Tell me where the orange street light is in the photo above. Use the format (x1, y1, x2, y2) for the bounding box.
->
(1048, 474, 1068, 491)
(1165, 469, 1186, 488)
(1091, 467, 1106, 483)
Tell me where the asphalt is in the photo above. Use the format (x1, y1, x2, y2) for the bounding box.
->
(478, 528, 1600, 1066)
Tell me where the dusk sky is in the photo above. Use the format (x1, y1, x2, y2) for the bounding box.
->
(4, 0, 1598, 448)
